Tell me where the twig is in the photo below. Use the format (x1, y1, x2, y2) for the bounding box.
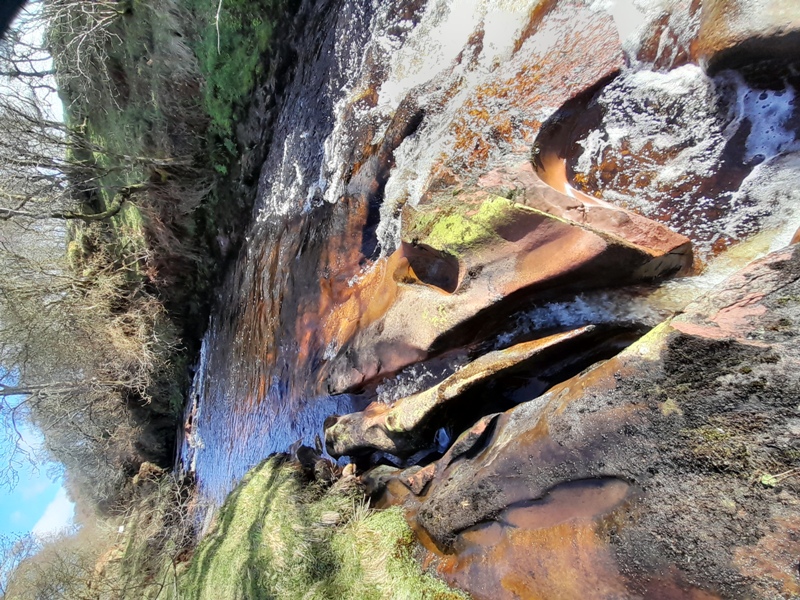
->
(215, 0, 223, 54)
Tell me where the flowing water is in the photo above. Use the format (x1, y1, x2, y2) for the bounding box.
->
(180, 0, 800, 508)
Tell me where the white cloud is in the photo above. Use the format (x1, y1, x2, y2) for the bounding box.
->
(31, 488, 74, 538)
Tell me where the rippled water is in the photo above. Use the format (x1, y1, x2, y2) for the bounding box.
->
(180, 0, 800, 506)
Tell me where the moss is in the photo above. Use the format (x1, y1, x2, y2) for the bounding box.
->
(170, 458, 467, 600)
(422, 304, 451, 328)
(660, 397, 682, 417)
(426, 213, 493, 251)
(775, 295, 800, 307)
(623, 320, 675, 362)
(682, 424, 753, 475)
(182, 0, 297, 166)
(410, 195, 518, 253)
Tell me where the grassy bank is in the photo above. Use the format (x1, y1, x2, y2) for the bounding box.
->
(24, 0, 297, 511)
(5, 460, 467, 598)
(184, 0, 293, 155)
(157, 458, 466, 600)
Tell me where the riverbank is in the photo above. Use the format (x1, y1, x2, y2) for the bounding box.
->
(40, 0, 304, 506)
(5, 1, 800, 598)
(2, 0, 314, 592)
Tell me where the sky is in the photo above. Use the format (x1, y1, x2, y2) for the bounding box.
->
(0, 421, 75, 540)
(0, 4, 73, 544)
(0, 463, 74, 539)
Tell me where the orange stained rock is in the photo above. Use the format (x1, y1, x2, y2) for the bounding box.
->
(443, 522, 626, 600)
(426, 480, 635, 600)
(694, 0, 800, 71)
(515, 218, 608, 288)
(318, 249, 407, 358)
(734, 515, 800, 596)
(421, 1, 622, 194)
(512, 0, 560, 54)
(293, 198, 380, 376)
(791, 226, 800, 245)
(533, 151, 693, 270)
(710, 292, 768, 330)
(536, 151, 608, 207)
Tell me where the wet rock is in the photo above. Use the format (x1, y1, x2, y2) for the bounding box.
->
(536, 62, 800, 259)
(480, 160, 694, 265)
(188, 0, 635, 501)
(325, 192, 691, 393)
(326, 326, 600, 458)
(632, 0, 702, 71)
(382, 245, 800, 599)
(695, 0, 800, 73)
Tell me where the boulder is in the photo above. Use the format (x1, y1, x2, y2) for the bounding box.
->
(324, 191, 692, 393)
(694, 0, 800, 73)
(374, 245, 800, 599)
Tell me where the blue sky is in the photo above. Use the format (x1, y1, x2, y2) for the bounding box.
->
(0, 421, 74, 539)
(0, 7, 73, 543)
(0, 464, 74, 539)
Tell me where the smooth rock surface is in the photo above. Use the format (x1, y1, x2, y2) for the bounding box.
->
(695, 0, 800, 72)
(326, 326, 598, 458)
(324, 191, 691, 393)
(370, 245, 800, 599)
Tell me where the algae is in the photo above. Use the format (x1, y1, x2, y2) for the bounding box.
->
(409, 195, 516, 253)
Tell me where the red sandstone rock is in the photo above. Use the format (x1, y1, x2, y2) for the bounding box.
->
(323, 190, 691, 393)
(372, 245, 800, 599)
(240, 0, 635, 404)
(325, 326, 599, 458)
(694, 0, 800, 72)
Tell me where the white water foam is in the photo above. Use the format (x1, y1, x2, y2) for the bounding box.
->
(375, 356, 469, 405)
(492, 291, 663, 350)
(573, 64, 800, 258)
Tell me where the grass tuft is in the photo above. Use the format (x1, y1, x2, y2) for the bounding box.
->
(169, 458, 468, 600)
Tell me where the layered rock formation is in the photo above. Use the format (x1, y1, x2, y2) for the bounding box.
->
(346, 245, 800, 599)
(186, 0, 800, 596)
(324, 185, 692, 393)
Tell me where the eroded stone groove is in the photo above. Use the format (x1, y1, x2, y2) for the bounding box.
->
(351, 246, 800, 599)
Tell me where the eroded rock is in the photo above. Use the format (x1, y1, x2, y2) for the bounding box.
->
(324, 191, 691, 393)
(326, 326, 600, 458)
(372, 245, 800, 599)
(535, 61, 800, 260)
(695, 0, 800, 73)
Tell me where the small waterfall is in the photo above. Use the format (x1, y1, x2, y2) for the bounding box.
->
(180, 0, 800, 506)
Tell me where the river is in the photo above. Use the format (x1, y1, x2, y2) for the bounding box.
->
(179, 0, 800, 508)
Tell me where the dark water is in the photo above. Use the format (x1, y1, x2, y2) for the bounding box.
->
(180, 0, 431, 503)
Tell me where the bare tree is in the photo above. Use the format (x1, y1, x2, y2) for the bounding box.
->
(0, 0, 199, 504)
(0, 533, 41, 598)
